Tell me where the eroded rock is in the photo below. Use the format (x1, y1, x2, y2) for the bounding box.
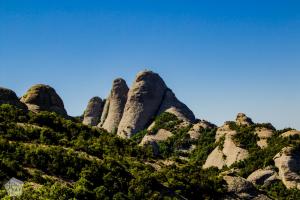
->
(274, 147, 300, 189)
(157, 89, 195, 123)
(204, 122, 248, 169)
(188, 120, 216, 140)
(83, 97, 103, 126)
(0, 87, 27, 109)
(281, 130, 300, 138)
(247, 167, 278, 187)
(20, 84, 67, 115)
(99, 78, 129, 133)
(236, 113, 254, 126)
(117, 71, 167, 138)
(223, 176, 271, 200)
(255, 127, 274, 149)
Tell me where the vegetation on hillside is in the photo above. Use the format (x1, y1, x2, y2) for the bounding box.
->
(0, 104, 225, 199)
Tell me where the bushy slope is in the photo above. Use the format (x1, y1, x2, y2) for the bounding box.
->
(0, 105, 224, 199)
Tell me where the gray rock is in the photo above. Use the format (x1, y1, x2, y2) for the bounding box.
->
(0, 87, 27, 109)
(99, 78, 129, 133)
(20, 84, 67, 115)
(157, 89, 195, 123)
(117, 70, 167, 138)
(83, 97, 103, 126)
(274, 146, 300, 189)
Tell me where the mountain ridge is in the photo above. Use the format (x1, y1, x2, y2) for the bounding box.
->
(0, 70, 299, 199)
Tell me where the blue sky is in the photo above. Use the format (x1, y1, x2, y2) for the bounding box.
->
(0, 0, 299, 129)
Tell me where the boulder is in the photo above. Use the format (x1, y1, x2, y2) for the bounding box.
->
(98, 78, 129, 133)
(203, 148, 226, 169)
(255, 127, 274, 149)
(117, 70, 167, 138)
(20, 84, 67, 115)
(188, 120, 216, 140)
(281, 130, 300, 138)
(247, 167, 278, 187)
(223, 176, 271, 200)
(157, 89, 195, 123)
(83, 97, 103, 126)
(0, 87, 27, 109)
(274, 147, 300, 189)
(139, 129, 173, 156)
(236, 113, 254, 126)
(139, 129, 173, 147)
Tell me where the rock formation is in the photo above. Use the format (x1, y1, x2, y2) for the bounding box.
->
(98, 78, 129, 133)
(281, 130, 300, 138)
(215, 121, 236, 142)
(139, 129, 173, 156)
(0, 87, 27, 109)
(203, 131, 249, 169)
(274, 147, 300, 189)
(188, 120, 216, 140)
(157, 89, 195, 123)
(255, 127, 274, 149)
(117, 71, 168, 138)
(247, 167, 278, 187)
(236, 113, 254, 126)
(204, 119, 249, 169)
(140, 129, 173, 147)
(117, 70, 196, 138)
(20, 84, 67, 115)
(223, 175, 271, 200)
(83, 97, 104, 126)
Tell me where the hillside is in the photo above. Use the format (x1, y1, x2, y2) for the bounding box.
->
(0, 71, 300, 199)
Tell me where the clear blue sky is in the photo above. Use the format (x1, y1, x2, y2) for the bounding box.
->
(1, 0, 299, 129)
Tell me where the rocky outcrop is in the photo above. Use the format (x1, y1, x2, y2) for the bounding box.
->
(274, 147, 300, 189)
(281, 130, 300, 138)
(236, 113, 254, 126)
(255, 127, 274, 149)
(117, 71, 168, 138)
(98, 78, 129, 133)
(20, 84, 67, 115)
(247, 167, 278, 187)
(215, 121, 236, 142)
(83, 97, 104, 126)
(139, 129, 173, 155)
(223, 175, 271, 200)
(140, 129, 173, 146)
(203, 148, 226, 169)
(204, 122, 249, 169)
(188, 120, 216, 140)
(157, 89, 195, 123)
(0, 87, 27, 109)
